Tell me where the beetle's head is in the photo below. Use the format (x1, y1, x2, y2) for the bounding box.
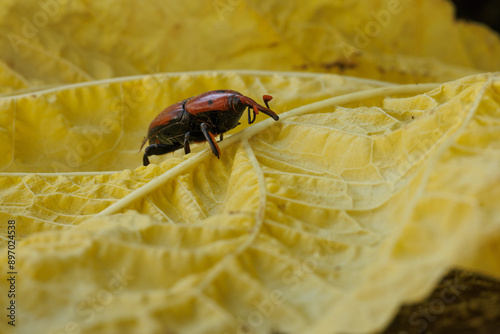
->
(230, 94, 279, 124)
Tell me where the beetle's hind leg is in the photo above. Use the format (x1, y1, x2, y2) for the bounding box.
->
(200, 123, 221, 158)
(143, 143, 183, 166)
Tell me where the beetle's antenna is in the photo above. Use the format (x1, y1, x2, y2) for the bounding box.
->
(263, 95, 273, 109)
(239, 95, 279, 121)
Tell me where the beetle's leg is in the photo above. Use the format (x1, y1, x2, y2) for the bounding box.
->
(248, 106, 257, 124)
(219, 134, 223, 142)
(143, 143, 183, 166)
(200, 123, 220, 158)
(184, 132, 191, 154)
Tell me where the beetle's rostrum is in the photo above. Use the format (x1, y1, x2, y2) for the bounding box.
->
(140, 90, 279, 166)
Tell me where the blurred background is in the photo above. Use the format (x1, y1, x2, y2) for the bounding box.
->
(451, 0, 500, 33)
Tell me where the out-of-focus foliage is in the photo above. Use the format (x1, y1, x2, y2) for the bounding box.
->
(0, 0, 499, 95)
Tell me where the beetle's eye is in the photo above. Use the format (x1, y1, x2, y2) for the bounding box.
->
(231, 96, 243, 112)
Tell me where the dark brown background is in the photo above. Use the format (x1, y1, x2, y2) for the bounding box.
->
(383, 270, 500, 334)
(451, 0, 500, 33)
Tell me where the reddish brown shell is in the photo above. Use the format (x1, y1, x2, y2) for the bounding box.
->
(140, 101, 186, 150)
(184, 90, 242, 116)
(149, 101, 185, 130)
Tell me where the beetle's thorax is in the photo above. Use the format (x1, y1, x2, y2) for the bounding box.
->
(184, 91, 245, 134)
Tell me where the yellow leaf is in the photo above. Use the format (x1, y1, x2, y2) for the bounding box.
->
(0, 71, 390, 173)
(0, 70, 390, 237)
(0, 60, 29, 95)
(1, 0, 500, 332)
(1, 72, 499, 333)
(0, 0, 499, 92)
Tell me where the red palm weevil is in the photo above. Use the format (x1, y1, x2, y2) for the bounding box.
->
(140, 90, 279, 166)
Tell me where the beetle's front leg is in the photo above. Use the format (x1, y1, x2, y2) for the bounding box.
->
(200, 123, 220, 158)
(247, 106, 257, 124)
(184, 132, 191, 154)
(143, 143, 183, 166)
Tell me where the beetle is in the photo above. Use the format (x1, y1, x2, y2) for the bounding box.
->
(140, 90, 279, 166)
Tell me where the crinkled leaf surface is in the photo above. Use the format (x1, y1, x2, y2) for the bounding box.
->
(1, 0, 500, 333)
(1, 72, 499, 334)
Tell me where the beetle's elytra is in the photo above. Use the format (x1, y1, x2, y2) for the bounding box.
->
(140, 90, 279, 166)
